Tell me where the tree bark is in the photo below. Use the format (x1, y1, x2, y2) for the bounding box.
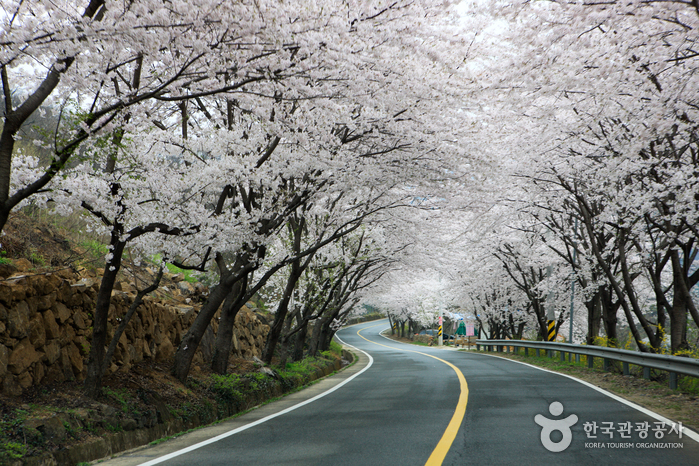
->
(172, 271, 237, 382)
(291, 307, 311, 362)
(261, 262, 303, 364)
(585, 292, 602, 345)
(669, 250, 690, 353)
(210, 276, 248, 374)
(0, 0, 105, 233)
(262, 216, 312, 364)
(97, 268, 163, 384)
(84, 238, 126, 397)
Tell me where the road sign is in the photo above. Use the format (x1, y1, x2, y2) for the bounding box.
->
(466, 323, 475, 337)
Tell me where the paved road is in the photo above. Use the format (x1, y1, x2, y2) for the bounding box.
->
(100, 319, 699, 465)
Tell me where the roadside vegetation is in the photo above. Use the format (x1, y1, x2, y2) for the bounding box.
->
(0, 342, 347, 464)
(473, 349, 699, 432)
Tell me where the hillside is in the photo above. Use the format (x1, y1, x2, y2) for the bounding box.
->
(0, 209, 348, 465)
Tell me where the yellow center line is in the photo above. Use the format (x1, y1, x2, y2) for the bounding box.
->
(356, 325, 469, 466)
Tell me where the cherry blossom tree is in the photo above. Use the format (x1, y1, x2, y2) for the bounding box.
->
(449, 0, 699, 352)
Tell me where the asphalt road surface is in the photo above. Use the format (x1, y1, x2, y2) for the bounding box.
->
(100, 319, 699, 465)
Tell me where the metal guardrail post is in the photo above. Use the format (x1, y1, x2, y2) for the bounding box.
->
(588, 355, 594, 368)
(623, 362, 630, 376)
(643, 367, 650, 379)
(670, 372, 678, 390)
(575, 354, 580, 363)
(535, 348, 540, 357)
(560, 351, 565, 362)
(604, 358, 611, 371)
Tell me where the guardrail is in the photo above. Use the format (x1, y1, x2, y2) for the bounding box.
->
(476, 339, 699, 390)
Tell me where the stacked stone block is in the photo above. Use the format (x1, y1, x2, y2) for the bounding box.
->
(0, 270, 269, 396)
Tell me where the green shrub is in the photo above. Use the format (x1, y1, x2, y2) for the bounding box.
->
(1, 441, 28, 460)
(29, 250, 45, 266)
(679, 376, 699, 396)
(209, 374, 245, 403)
(165, 262, 198, 283)
(80, 239, 109, 256)
(103, 387, 132, 413)
(104, 423, 123, 433)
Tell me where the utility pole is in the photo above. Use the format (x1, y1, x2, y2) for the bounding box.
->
(438, 276, 443, 346)
(568, 218, 578, 359)
(546, 265, 555, 343)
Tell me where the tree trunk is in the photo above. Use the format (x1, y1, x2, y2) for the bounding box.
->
(291, 313, 309, 362)
(277, 309, 297, 369)
(318, 309, 340, 353)
(320, 325, 335, 353)
(210, 276, 248, 374)
(0, 0, 104, 233)
(585, 292, 602, 345)
(172, 275, 234, 382)
(262, 264, 303, 364)
(617, 235, 662, 351)
(533, 299, 547, 341)
(579, 200, 651, 352)
(669, 250, 690, 353)
(84, 238, 126, 397)
(96, 268, 163, 385)
(599, 286, 618, 346)
(262, 216, 310, 364)
(308, 316, 324, 357)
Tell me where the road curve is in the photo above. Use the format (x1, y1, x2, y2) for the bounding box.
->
(99, 319, 699, 465)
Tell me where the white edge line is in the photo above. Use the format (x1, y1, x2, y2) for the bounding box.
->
(138, 334, 374, 466)
(379, 332, 699, 444)
(476, 352, 699, 444)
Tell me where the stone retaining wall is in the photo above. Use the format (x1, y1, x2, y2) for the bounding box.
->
(0, 270, 269, 397)
(13, 351, 353, 466)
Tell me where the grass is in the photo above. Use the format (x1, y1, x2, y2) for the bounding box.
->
(454, 347, 699, 431)
(0, 441, 28, 461)
(165, 262, 198, 284)
(411, 340, 430, 346)
(150, 347, 350, 449)
(29, 250, 46, 266)
(209, 348, 343, 408)
(0, 409, 31, 462)
(679, 373, 699, 396)
(104, 423, 123, 433)
(80, 239, 109, 257)
(102, 387, 133, 414)
(385, 331, 699, 428)
(475, 348, 699, 402)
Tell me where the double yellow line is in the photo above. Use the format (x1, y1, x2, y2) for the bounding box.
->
(356, 324, 469, 466)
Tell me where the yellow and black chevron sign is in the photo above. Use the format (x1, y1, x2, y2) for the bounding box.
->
(547, 320, 556, 341)
(438, 325, 443, 337)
